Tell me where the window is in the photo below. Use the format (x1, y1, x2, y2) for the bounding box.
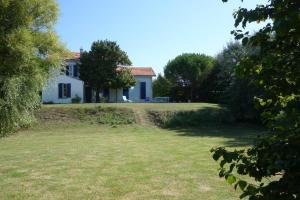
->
(140, 82, 146, 99)
(73, 64, 78, 77)
(58, 83, 71, 98)
(65, 65, 73, 76)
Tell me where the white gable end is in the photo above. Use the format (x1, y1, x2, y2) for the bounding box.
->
(42, 74, 84, 104)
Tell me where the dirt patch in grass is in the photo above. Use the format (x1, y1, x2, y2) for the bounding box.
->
(35, 107, 78, 123)
(73, 106, 136, 125)
(35, 106, 136, 126)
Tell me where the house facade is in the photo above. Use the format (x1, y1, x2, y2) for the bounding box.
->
(41, 52, 156, 103)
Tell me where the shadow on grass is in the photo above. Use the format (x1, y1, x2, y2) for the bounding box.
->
(147, 107, 265, 147)
(170, 124, 265, 147)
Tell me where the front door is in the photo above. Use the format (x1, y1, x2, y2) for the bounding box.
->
(123, 88, 129, 99)
(84, 86, 92, 103)
(140, 82, 146, 100)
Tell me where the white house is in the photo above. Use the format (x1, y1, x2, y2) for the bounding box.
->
(41, 52, 156, 103)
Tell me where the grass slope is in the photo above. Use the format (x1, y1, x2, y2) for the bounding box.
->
(0, 103, 263, 200)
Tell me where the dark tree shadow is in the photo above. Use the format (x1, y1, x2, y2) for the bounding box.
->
(169, 124, 266, 147)
(148, 107, 266, 147)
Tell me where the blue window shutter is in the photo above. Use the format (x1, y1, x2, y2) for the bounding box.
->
(67, 84, 71, 98)
(73, 65, 78, 77)
(58, 83, 63, 98)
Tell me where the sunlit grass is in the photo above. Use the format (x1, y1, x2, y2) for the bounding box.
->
(0, 103, 262, 200)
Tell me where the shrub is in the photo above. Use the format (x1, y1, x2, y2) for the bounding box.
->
(0, 0, 65, 136)
(99, 96, 108, 103)
(0, 76, 41, 136)
(36, 106, 136, 126)
(71, 94, 81, 104)
(73, 106, 136, 126)
(148, 108, 234, 128)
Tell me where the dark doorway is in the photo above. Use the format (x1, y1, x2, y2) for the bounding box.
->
(103, 88, 110, 100)
(84, 86, 92, 103)
(123, 88, 129, 99)
(140, 82, 146, 100)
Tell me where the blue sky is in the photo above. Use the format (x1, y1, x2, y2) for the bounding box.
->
(56, 0, 267, 75)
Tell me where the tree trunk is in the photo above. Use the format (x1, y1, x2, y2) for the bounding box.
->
(115, 88, 118, 103)
(190, 86, 193, 102)
(95, 88, 100, 103)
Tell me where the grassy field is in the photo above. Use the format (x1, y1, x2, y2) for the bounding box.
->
(0, 103, 263, 200)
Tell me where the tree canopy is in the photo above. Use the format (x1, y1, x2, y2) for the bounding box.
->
(212, 0, 300, 199)
(0, 0, 65, 136)
(153, 73, 171, 98)
(207, 42, 262, 121)
(164, 53, 215, 102)
(110, 67, 136, 102)
(79, 40, 132, 102)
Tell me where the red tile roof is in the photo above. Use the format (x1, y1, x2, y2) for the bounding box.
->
(130, 67, 156, 76)
(73, 52, 81, 59)
(118, 66, 156, 77)
(66, 52, 80, 60)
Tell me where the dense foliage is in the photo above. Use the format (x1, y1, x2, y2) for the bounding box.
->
(36, 106, 136, 126)
(79, 40, 132, 102)
(163, 53, 215, 102)
(110, 67, 136, 102)
(206, 42, 247, 102)
(152, 74, 171, 97)
(0, 0, 65, 136)
(212, 0, 300, 199)
(148, 108, 234, 128)
(207, 42, 262, 122)
(153, 44, 261, 123)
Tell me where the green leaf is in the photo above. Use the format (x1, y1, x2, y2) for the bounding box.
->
(226, 175, 237, 185)
(242, 37, 248, 46)
(238, 180, 247, 190)
(235, 34, 244, 40)
(212, 152, 221, 161)
(259, 99, 266, 106)
(239, 192, 248, 199)
(246, 185, 257, 194)
(220, 159, 227, 167)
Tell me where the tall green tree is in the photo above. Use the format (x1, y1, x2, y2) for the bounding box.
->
(164, 53, 215, 102)
(211, 42, 248, 98)
(110, 67, 136, 102)
(212, 0, 300, 199)
(207, 42, 262, 121)
(0, 0, 65, 136)
(153, 73, 171, 97)
(79, 40, 131, 102)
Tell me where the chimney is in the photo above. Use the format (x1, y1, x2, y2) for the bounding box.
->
(80, 47, 83, 55)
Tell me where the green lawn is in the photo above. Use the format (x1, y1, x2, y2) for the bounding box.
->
(0, 103, 262, 200)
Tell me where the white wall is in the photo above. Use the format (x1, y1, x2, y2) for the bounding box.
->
(129, 76, 153, 102)
(106, 76, 153, 102)
(42, 74, 84, 103)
